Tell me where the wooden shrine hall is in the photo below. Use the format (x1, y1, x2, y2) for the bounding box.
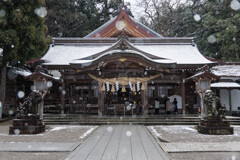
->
(40, 5, 213, 116)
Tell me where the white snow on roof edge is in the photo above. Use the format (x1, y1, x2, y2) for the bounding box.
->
(211, 82, 240, 88)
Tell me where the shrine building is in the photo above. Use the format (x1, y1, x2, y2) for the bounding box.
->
(40, 5, 215, 116)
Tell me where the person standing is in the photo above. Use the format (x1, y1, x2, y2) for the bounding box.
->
(173, 98, 178, 115)
(155, 98, 160, 114)
(165, 98, 172, 115)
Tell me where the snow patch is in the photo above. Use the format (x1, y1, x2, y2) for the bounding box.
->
(79, 126, 98, 139)
(148, 126, 162, 138)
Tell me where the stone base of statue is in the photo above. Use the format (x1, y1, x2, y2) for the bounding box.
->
(197, 117, 233, 135)
(9, 114, 45, 134)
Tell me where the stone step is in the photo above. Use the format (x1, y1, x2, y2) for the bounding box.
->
(44, 121, 200, 125)
(43, 114, 240, 125)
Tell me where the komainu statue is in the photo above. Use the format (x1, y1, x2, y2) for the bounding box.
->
(17, 91, 41, 116)
(204, 90, 227, 119)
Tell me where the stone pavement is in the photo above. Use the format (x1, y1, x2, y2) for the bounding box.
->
(65, 125, 170, 160)
(0, 142, 80, 152)
(162, 142, 240, 152)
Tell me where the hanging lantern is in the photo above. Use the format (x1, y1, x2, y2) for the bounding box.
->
(101, 83, 106, 91)
(122, 85, 126, 92)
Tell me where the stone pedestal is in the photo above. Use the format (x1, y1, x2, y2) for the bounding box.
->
(9, 115, 45, 134)
(197, 118, 233, 135)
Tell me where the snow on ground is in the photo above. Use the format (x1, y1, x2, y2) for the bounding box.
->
(0, 124, 98, 143)
(79, 126, 98, 139)
(148, 125, 240, 143)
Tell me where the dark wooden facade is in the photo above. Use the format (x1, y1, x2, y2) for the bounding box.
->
(40, 5, 212, 116)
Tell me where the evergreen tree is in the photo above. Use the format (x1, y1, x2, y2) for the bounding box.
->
(138, 0, 240, 62)
(96, 0, 123, 22)
(198, 0, 240, 61)
(45, 0, 101, 37)
(45, 0, 122, 37)
(0, 0, 49, 111)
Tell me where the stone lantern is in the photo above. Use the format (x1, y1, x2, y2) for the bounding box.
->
(189, 66, 219, 119)
(26, 66, 54, 119)
(9, 66, 54, 134)
(188, 65, 233, 135)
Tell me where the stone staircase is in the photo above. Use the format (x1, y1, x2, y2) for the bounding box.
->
(43, 114, 240, 125)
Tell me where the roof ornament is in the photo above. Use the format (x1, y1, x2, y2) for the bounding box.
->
(118, 41, 129, 50)
(117, 32, 129, 50)
(118, 32, 129, 40)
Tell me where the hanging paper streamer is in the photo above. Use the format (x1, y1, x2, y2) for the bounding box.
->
(116, 81, 119, 91)
(106, 82, 110, 91)
(136, 81, 140, 91)
(129, 81, 133, 90)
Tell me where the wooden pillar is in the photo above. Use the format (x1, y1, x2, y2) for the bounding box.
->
(181, 71, 186, 114)
(228, 89, 232, 115)
(61, 79, 65, 114)
(0, 65, 6, 113)
(142, 82, 148, 116)
(98, 82, 104, 117)
(155, 85, 159, 98)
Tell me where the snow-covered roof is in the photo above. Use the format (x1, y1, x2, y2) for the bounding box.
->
(211, 82, 240, 88)
(10, 67, 32, 77)
(211, 65, 240, 77)
(70, 49, 176, 65)
(41, 45, 111, 65)
(133, 44, 213, 64)
(42, 40, 212, 66)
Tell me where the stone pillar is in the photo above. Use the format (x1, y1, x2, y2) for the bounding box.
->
(98, 82, 104, 117)
(37, 92, 44, 120)
(39, 99, 44, 120)
(199, 93, 205, 119)
(61, 80, 65, 114)
(142, 82, 148, 116)
(181, 71, 186, 114)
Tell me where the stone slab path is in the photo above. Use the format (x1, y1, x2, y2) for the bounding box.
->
(65, 125, 170, 160)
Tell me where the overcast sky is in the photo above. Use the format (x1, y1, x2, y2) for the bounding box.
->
(124, 0, 188, 19)
(124, 0, 142, 18)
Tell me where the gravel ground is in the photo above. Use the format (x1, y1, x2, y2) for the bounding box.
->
(0, 120, 98, 143)
(148, 125, 240, 143)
